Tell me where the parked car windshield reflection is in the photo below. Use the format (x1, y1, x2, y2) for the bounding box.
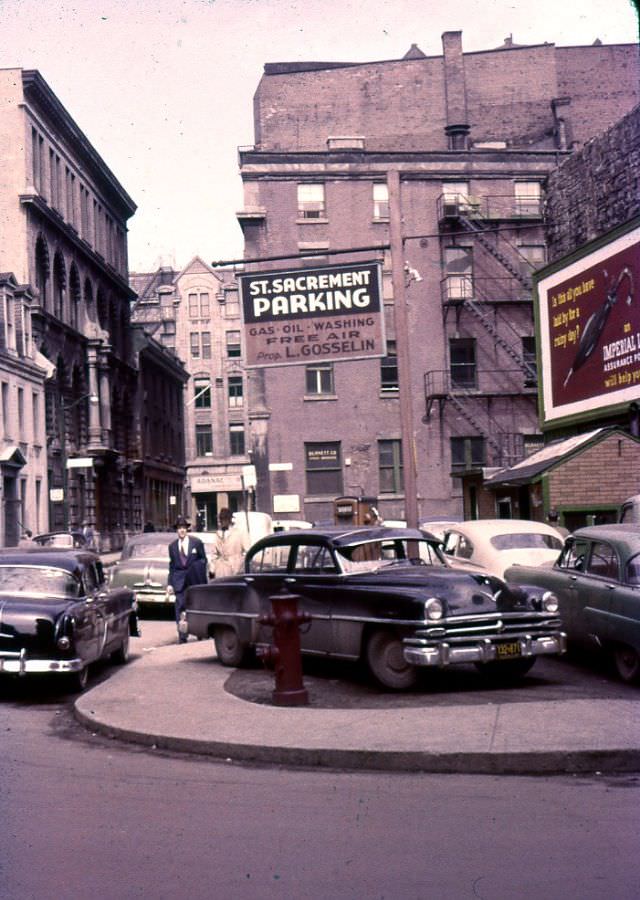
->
(126, 542, 171, 559)
(0, 565, 80, 598)
(337, 537, 447, 573)
(490, 532, 563, 551)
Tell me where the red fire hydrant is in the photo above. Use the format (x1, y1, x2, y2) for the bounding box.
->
(256, 590, 311, 706)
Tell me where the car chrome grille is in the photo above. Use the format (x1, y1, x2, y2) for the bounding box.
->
(410, 611, 561, 644)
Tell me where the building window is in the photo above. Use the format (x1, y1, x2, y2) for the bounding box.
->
(226, 331, 241, 357)
(190, 332, 200, 357)
(1, 382, 9, 434)
(514, 181, 542, 217)
(4, 291, 15, 351)
(32, 391, 41, 443)
(443, 246, 473, 300)
(195, 424, 213, 457)
(305, 442, 342, 495)
(442, 181, 470, 215)
(17, 387, 24, 437)
(229, 424, 245, 456)
(379, 439, 403, 493)
(518, 244, 546, 270)
(228, 376, 243, 408)
(380, 340, 398, 393)
(373, 183, 389, 220)
(306, 363, 334, 395)
(188, 292, 210, 318)
(297, 183, 325, 219)
(201, 332, 211, 359)
(449, 338, 477, 388)
(451, 436, 486, 471)
(194, 378, 212, 408)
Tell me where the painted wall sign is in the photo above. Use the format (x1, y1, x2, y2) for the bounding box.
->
(239, 261, 385, 367)
(536, 222, 640, 426)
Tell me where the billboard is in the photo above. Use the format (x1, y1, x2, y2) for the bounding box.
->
(536, 221, 640, 427)
(239, 261, 385, 368)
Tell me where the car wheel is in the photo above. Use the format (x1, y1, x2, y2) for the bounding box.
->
(214, 627, 249, 667)
(613, 644, 640, 683)
(112, 631, 130, 665)
(476, 657, 536, 681)
(65, 665, 89, 693)
(365, 630, 417, 690)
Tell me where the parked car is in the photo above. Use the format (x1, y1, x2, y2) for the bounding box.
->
(506, 524, 640, 683)
(111, 519, 272, 606)
(0, 547, 138, 691)
(440, 519, 564, 579)
(272, 519, 314, 532)
(31, 530, 89, 549)
(184, 526, 565, 690)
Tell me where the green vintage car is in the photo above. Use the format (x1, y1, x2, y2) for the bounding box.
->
(506, 524, 640, 683)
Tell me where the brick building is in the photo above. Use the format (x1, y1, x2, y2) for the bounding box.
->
(486, 103, 640, 526)
(131, 258, 251, 528)
(0, 68, 141, 549)
(236, 33, 639, 525)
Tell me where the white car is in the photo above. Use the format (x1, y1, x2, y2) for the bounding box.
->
(441, 519, 564, 580)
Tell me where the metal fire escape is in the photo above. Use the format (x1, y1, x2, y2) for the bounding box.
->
(427, 192, 543, 469)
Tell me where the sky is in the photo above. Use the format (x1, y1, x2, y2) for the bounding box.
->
(1, 0, 638, 273)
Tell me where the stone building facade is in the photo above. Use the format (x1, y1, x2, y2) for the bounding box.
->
(0, 68, 138, 548)
(236, 33, 639, 525)
(131, 258, 251, 529)
(0, 273, 48, 544)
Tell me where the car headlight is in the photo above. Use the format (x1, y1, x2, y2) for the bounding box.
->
(425, 597, 444, 620)
(57, 636, 71, 650)
(542, 591, 559, 613)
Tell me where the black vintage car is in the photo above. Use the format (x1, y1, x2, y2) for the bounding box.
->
(0, 547, 138, 691)
(184, 526, 566, 689)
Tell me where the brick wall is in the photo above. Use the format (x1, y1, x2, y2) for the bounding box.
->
(547, 432, 640, 507)
(545, 103, 640, 261)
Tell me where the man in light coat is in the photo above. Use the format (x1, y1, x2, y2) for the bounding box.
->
(211, 508, 249, 578)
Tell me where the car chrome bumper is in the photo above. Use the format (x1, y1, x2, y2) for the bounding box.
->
(0, 649, 85, 676)
(403, 632, 567, 667)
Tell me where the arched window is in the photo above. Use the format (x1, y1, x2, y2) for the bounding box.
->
(84, 278, 94, 321)
(35, 235, 50, 311)
(97, 288, 109, 330)
(69, 264, 81, 331)
(53, 252, 66, 320)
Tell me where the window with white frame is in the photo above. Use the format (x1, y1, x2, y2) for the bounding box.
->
(226, 331, 241, 357)
(305, 363, 334, 396)
(193, 377, 212, 409)
(228, 376, 243, 408)
(379, 439, 403, 493)
(297, 184, 325, 219)
(229, 424, 245, 456)
(188, 292, 210, 318)
(195, 423, 213, 457)
(373, 183, 389, 220)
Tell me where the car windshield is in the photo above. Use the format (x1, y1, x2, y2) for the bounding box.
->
(0, 565, 80, 598)
(127, 543, 171, 559)
(337, 537, 446, 573)
(490, 533, 563, 551)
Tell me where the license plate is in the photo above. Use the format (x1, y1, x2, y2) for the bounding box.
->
(495, 640, 521, 659)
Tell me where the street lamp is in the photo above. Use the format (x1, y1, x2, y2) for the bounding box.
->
(58, 392, 99, 531)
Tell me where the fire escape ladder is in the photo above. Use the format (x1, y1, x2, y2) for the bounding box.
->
(448, 393, 503, 456)
(462, 298, 537, 381)
(458, 215, 531, 289)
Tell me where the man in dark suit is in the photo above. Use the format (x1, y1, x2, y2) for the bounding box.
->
(168, 515, 208, 643)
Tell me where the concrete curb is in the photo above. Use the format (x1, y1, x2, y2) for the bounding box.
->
(73, 640, 640, 775)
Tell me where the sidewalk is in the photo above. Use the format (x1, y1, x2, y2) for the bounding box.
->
(74, 638, 640, 774)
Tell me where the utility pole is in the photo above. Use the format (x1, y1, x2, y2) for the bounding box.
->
(387, 169, 419, 528)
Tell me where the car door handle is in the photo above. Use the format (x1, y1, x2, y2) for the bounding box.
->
(245, 576, 255, 583)
(284, 577, 297, 584)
